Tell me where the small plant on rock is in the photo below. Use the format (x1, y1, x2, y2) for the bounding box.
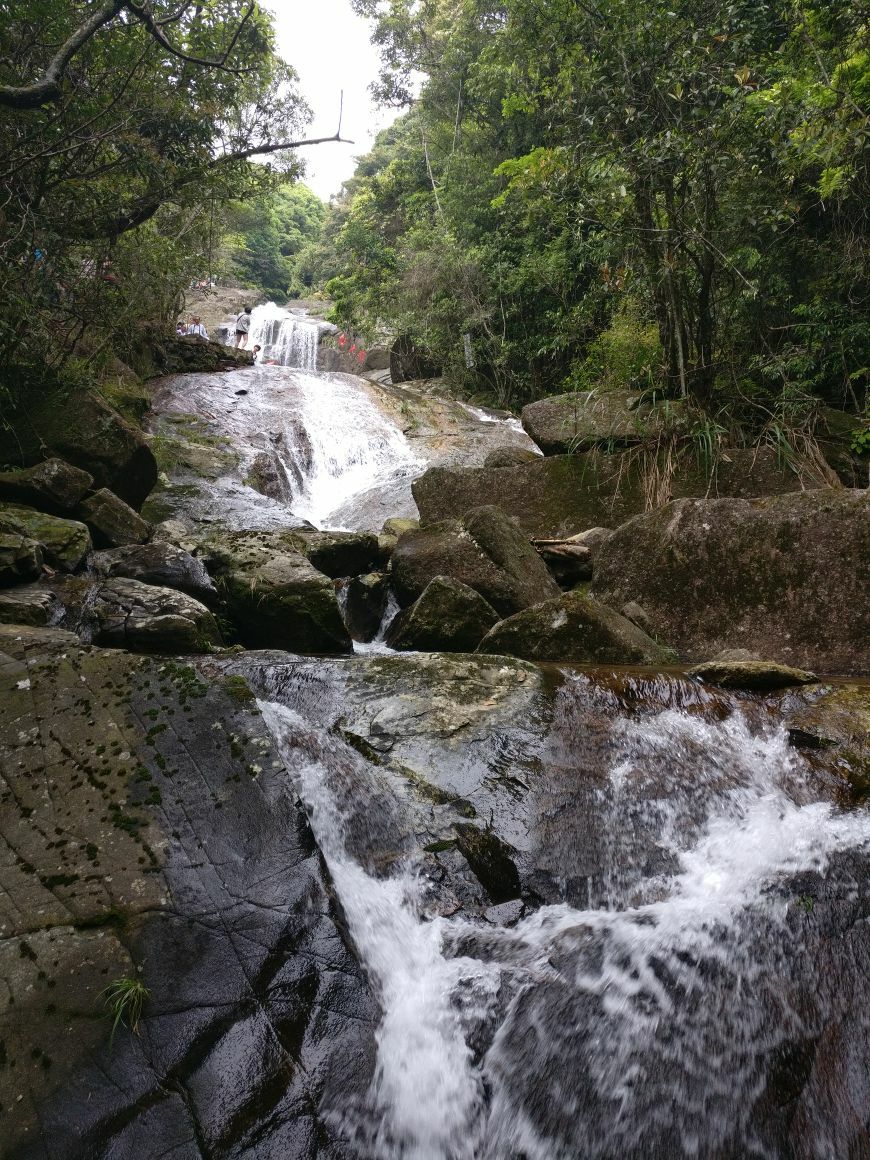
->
(102, 976, 150, 1043)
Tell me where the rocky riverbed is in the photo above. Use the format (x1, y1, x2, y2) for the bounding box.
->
(0, 345, 868, 1158)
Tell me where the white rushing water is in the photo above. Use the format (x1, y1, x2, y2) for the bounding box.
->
(248, 302, 321, 371)
(260, 693, 870, 1159)
(269, 371, 422, 528)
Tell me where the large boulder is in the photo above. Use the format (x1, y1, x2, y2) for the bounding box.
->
(0, 383, 156, 509)
(521, 389, 687, 455)
(0, 503, 91, 571)
(390, 507, 560, 615)
(90, 542, 217, 605)
(340, 572, 390, 641)
(285, 528, 381, 578)
(91, 577, 221, 653)
(477, 590, 669, 664)
(412, 447, 815, 540)
(591, 489, 870, 674)
(386, 576, 500, 652)
(77, 488, 151, 547)
(0, 458, 93, 513)
(202, 530, 353, 654)
(0, 639, 376, 1157)
(0, 533, 43, 587)
(0, 583, 60, 626)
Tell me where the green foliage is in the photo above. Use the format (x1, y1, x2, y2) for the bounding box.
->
(321, 0, 868, 426)
(850, 426, 870, 457)
(101, 976, 150, 1043)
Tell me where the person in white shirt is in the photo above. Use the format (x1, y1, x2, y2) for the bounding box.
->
(187, 317, 208, 338)
(234, 305, 252, 347)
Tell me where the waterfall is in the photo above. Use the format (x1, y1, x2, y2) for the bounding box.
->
(248, 302, 321, 370)
(258, 675, 870, 1160)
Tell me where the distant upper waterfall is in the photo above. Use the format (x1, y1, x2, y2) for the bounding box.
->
(247, 302, 321, 371)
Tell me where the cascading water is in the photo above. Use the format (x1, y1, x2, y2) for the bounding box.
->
(257, 671, 870, 1160)
(248, 301, 321, 370)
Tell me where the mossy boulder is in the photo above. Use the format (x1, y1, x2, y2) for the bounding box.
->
(391, 507, 560, 615)
(521, 389, 688, 455)
(688, 659, 817, 690)
(412, 447, 814, 540)
(0, 381, 156, 509)
(202, 529, 352, 654)
(0, 503, 91, 571)
(92, 577, 221, 653)
(477, 590, 669, 664)
(285, 528, 381, 578)
(591, 489, 870, 674)
(0, 458, 93, 513)
(779, 683, 870, 798)
(484, 446, 540, 468)
(0, 583, 60, 626)
(77, 488, 151, 547)
(386, 576, 500, 652)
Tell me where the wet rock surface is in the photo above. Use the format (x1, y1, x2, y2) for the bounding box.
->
(0, 635, 376, 1160)
(591, 489, 870, 674)
(77, 488, 152, 547)
(689, 659, 818, 690)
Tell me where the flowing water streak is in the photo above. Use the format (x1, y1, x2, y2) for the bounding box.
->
(270, 372, 422, 528)
(260, 684, 870, 1158)
(248, 302, 321, 370)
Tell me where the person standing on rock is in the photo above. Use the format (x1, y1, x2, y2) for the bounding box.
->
(234, 305, 252, 348)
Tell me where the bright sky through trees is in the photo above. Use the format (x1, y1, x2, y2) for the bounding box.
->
(267, 0, 398, 200)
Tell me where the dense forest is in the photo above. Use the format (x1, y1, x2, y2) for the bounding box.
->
(311, 0, 868, 444)
(0, 1, 324, 381)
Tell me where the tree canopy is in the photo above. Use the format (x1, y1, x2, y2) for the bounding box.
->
(321, 0, 869, 427)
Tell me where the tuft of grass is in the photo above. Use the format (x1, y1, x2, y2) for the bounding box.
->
(101, 976, 150, 1043)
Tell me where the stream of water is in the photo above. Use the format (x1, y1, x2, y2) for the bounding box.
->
(257, 672, 870, 1160)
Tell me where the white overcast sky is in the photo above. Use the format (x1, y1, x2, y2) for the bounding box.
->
(265, 0, 399, 201)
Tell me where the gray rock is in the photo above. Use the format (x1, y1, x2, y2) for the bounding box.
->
(285, 527, 381, 578)
(90, 542, 217, 605)
(484, 446, 540, 468)
(533, 539, 593, 587)
(391, 507, 560, 616)
(0, 503, 91, 571)
(78, 488, 151, 547)
(521, 389, 688, 455)
(202, 529, 352, 654)
(0, 583, 60, 626)
(0, 458, 93, 512)
(0, 534, 43, 587)
(382, 516, 420, 537)
(92, 577, 221, 652)
(621, 600, 654, 635)
(591, 490, 870, 675)
(484, 899, 525, 925)
(478, 590, 670, 665)
(386, 575, 500, 653)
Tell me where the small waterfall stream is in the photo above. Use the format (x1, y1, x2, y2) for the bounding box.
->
(248, 302, 322, 370)
(257, 672, 870, 1160)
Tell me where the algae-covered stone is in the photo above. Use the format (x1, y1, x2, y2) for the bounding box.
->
(0, 380, 156, 508)
(382, 516, 420, 537)
(390, 509, 559, 616)
(477, 590, 669, 665)
(0, 532, 43, 586)
(521, 389, 687, 455)
(78, 487, 151, 547)
(688, 659, 817, 690)
(0, 458, 93, 512)
(92, 577, 221, 652)
(484, 446, 540, 468)
(591, 489, 870, 674)
(90, 542, 217, 604)
(386, 576, 500, 653)
(412, 447, 821, 539)
(779, 683, 870, 798)
(202, 529, 352, 654)
(0, 503, 90, 571)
